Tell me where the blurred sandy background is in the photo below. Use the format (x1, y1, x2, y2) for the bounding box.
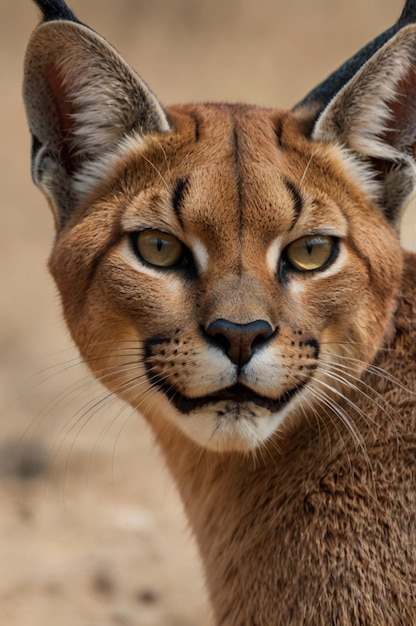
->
(0, 1, 413, 625)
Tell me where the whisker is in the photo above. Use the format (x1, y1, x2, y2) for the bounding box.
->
(28, 359, 144, 448)
(308, 382, 372, 472)
(321, 349, 414, 395)
(300, 388, 354, 472)
(58, 374, 161, 499)
(309, 378, 367, 445)
(139, 153, 170, 190)
(299, 148, 319, 189)
(318, 361, 399, 426)
(47, 368, 155, 488)
(319, 339, 396, 351)
(86, 396, 134, 487)
(152, 136, 172, 181)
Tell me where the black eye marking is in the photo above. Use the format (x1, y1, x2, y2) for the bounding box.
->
(275, 117, 284, 149)
(172, 177, 189, 228)
(284, 178, 303, 229)
(188, 110, 201, 142)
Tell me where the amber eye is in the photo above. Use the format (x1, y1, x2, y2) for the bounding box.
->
(132, 230, 184, 268)
(285, 235, 336, 272)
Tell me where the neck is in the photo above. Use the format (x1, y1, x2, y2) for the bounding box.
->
(148, 410, 337, 624)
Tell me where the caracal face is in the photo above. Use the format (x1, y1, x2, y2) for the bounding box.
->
(49, 103, 401, 452)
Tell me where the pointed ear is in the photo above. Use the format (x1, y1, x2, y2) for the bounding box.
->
(23, 20, 170, 229)
(312, 25, 416, 227)
(295, 0, 416, 121)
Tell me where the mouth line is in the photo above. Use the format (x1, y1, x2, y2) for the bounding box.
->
(152, 380, 307, 415)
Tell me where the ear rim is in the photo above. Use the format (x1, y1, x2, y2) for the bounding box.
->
(23, 19, 171, 150)
(311, 24, 416, 227)
(23, 18, 170, 229)
(312, 25, 416, 150)
(294, 0, 416, 125)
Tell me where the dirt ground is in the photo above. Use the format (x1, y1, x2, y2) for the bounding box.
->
(0, 1, 414, 625)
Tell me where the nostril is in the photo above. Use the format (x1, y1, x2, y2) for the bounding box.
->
(251, 324, 277, 350)
(205, 318, 276, 367)
(210, 330, 231, 355)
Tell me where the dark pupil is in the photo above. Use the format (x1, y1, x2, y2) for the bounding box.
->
(157, 238, 163, 252)
(306, 241, 313, 255)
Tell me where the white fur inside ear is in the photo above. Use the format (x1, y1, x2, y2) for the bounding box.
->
(313, 79, 403, 164)
(55, 48, 170, 159)
(312, 27, 416, 160)
(312, 25, 416, 221)
(336, 146, 384, 202)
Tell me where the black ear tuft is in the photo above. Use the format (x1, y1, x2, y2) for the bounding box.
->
(32, 0, 79, 23)
(295, 0, 416, 117)
(400, 0, 416, 22)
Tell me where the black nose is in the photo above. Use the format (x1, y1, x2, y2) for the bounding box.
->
(205, 318, 275, 367)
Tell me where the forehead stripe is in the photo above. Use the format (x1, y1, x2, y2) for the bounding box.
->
(172, 176, 189, 229)
(189, 110, 201, 142)
(284, 178, 303, 229)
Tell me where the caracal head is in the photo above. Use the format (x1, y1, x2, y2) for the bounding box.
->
(24, 2, 416, 451)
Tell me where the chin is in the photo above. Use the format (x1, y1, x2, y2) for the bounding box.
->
(176, 401, 290, 453)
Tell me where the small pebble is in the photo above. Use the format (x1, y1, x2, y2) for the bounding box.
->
(135, 588, 159, 605)
(93, 567, 116, 597)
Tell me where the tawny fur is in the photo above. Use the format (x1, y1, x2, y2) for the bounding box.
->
(23, 2, 416, 624)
